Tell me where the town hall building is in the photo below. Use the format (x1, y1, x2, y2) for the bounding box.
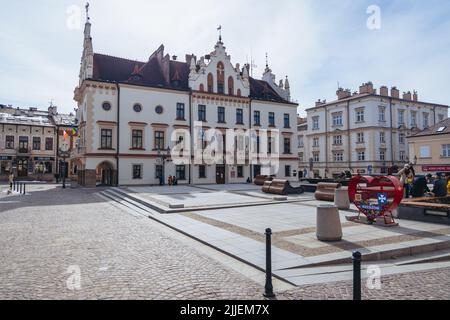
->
(72, 11, 299, 187)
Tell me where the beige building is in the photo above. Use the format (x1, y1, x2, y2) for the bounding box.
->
(0, 104, 77, 181)
(408, 118, 450, 175)
(299, 82, 449, 178)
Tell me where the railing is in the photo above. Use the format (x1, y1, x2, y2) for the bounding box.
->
(17, 147, 31, 154)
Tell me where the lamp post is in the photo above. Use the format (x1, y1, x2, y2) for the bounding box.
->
(58, 143, 70, 189)
(157, 147, 171, 185)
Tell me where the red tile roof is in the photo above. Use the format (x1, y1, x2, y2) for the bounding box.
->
(411, 117, 450, 137)
(91, 51, 290, 102)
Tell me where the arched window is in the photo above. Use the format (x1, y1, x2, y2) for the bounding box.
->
(237, 89, 242, 97)
(199, 84, 205, 92)
(217, 62, 225, 94)
(228, 76, 234, 95)
(207, 73, 214, 93)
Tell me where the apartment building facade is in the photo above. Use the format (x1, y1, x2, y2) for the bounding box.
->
(299, 82, 449, 178)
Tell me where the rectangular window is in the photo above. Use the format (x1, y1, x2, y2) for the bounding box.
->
(176, 103, 185, 120)
(19, 136, 28, 152)
(313, 152, 319, 162)
(298, 135, 304, 148)
(420, 145, 431, 158)
(399, 151, 406, 161)
(5, 136, 14, 149)
(237, 166, 244, 178)
(380, 150, 385, 161)
(236, 109, 243, 124)
(357, 132, 364, 143)
(356, 109, 365, 122)
(283, 138, 291, 154)
(299, 152, 304, 162)
(155, 165, 163, 179)
(132, 164, 143, 179)
(284, 114, 290, 128)
(269, 112, 275, 126)
(45, 137, 54, 151)
(379, 107, 386, 122)
(333, 135, 342, 145)
(32, 137, 41, 150)
(358, 151, 365, 161)
(285, 165, 291, 177)
(154, 131, 165, 150)
(332, 113, 343, 126)
(399, 133, 405, 145)
(100, 129, 112, 149)
(217, 83, 224, 94)
(254, 111, 261, 126)
(313, 137, 319, 147)
(176, 165, 186, 180)
(199, 165, 207, 179)
(333, 153, 343, 162)
(443, 144, 450, 158)
(198, 105, 206, 122)
(398, 110, 405, 125)
(132, 129, 143, 149)
(380, 132, 385, 143)
(218, 106, 225, 123)
(438, 114, 445, 122)
(411, 111, 417, 127)
(312, 116, 319, 130)
(423, 113, 429, 128)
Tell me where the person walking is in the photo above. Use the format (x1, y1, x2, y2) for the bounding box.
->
(9, 172, 14, 191)
(410, 176, 430, 198)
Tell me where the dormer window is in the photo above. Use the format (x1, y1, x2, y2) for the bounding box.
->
(228, 76, 234, 95)
(207, 73, 214, 93)
(217, 62, 225, 94)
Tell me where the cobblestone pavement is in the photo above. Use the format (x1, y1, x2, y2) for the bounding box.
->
(278, 266, 450, 300)
(0, 186, 263, 300)
(2, 185, 450, 300)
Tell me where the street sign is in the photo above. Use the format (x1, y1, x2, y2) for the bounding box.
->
(367, 165, 373, 174)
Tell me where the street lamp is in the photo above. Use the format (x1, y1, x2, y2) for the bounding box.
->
(59, 142, 70, 189)
(157, 147, 171, 185)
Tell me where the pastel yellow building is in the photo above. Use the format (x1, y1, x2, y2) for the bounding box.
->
(408, 118, 450, 175)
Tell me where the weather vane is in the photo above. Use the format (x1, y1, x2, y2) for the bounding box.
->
(85, 2, 90, 21)
(217, 25, 222, 42)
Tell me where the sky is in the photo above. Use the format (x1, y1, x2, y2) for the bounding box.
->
(1, 0, 450, 116)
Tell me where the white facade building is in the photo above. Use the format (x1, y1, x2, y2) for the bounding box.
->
(73, 16, 299, 187)
(299, 82, 449, 178)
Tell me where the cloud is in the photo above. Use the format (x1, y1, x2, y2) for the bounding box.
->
(0, 0, 448, 117)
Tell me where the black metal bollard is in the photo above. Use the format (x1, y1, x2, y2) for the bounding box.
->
(19, 183, 22, 194)
(263, 228, 275, 298)
(352, 251, 362, 300)
(13, 181, 16, 192)
(23, 183, 26, 195)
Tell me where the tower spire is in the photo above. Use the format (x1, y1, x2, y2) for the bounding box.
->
(217, 25, 222, 43)
(265, 52, 268, 68)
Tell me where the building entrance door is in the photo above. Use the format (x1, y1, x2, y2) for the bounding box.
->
(17, 158, 28, 177)
(216, 165, 225, 184)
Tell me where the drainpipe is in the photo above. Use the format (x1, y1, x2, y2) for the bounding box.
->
(116, 82, 120, 186)
(389, 97, 394, 166)
(347, 101, 351, 172)
(325, 106, 328, 178)
(249, 98, 253, 180)
(189, 90, 193, 185)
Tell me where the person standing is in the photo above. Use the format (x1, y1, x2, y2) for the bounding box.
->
(431, 174, 448, 198)
(410, 176, 430, 198)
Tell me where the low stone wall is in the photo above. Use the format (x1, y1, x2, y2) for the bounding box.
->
(398, 196, 450, 225)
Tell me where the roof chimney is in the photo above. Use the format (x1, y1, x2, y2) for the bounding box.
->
(391, 87, 400, 99)
(380, 86, 389, 96)
(403, 91, 412, 100)
(413, 90, 418, 101)
(172, 55, 177, 61)
(336, 88, 351, 100)
(359, 82, 374, 94)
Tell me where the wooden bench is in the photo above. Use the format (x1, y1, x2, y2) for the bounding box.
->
(254, 175, 273, 186)
(262, 179, 304, 195)
(314, 182, 342, 202)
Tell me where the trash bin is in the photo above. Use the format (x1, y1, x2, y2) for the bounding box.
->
(334, 187, 350, 210)
(316, 204, 343, 241)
